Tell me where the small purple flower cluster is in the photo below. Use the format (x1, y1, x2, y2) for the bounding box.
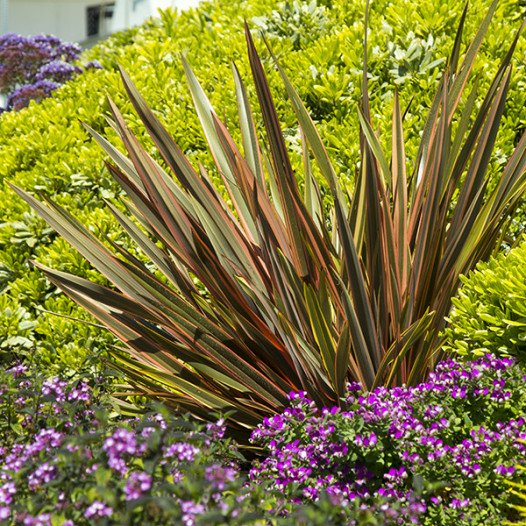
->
(84, 501, 113, 519)
(249, 354, 526, 523)
(103, 427, 141, 474)
(34, 61, 81, 84)
(124, 471, 152, 501)
(6, 76, 60, 111)
(0, 33, 99, 111)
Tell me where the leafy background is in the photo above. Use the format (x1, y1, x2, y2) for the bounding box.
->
(0, 0, 525, 375)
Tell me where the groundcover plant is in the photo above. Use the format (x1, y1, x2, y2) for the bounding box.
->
(1, 354, 526, 524)
(12, 1, 526, 435)
(250, 353, 526, 525)
(0, 363, 423, 525)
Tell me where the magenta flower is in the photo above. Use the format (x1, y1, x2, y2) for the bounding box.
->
(28, 462, 57, 489)
(164, 442, 200, 462)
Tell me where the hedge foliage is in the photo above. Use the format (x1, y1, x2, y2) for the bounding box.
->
(444, 238, 526, 360)
(1, 0, 526, 372)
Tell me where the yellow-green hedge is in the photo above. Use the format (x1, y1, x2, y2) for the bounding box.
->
(445, 238, 526, 360)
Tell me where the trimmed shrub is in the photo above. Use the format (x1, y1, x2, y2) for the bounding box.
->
(444, 239, 526, 360)
(0, 0, 525, 374)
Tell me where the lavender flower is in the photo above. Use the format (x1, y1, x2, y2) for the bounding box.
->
(164, 442, 200, 462)
(204, 464, 237, 490)
(84, 501, 113, 519)
(0, 33, 99, 111)
(85, 60, 103, 70)
(67, 382, 91, 402)
(124, 471, 152, 501)
(179, 500, 206, 526)
(27, 462, 57, 490)
(0, 481, 15, 505)
(7, 80, 60, 111)
(103, 428, 138, 474)
(206, 419, 226, 441)
(22, 513, 51, 526)
(35, 60, 80, 83)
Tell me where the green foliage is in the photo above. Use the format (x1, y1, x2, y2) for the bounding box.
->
(0, 295, 35, 355)
(1, 0, 526, 376)
(505, 461, 526, 526)
(16, 5, 526, 436)
(444, 239, 526, 360)
(253, 0, 330, 51)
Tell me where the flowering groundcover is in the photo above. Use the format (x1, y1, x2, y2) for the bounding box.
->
(1, 354, 525, 525)
(251, 354, 526, 524)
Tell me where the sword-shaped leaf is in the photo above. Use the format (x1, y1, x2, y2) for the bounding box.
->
(16, 6, 526, 440)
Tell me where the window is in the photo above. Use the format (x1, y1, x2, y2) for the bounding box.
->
(87, 3, 115, 38)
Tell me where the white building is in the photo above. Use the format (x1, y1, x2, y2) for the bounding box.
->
(0, 0, 201, 45)
(110, 0, 201, 33)
(1, 1, 115, 43)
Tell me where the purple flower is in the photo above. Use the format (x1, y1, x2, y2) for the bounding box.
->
(84, 501, 113, 519)
(206, 419, 226, 440)
(103, 428, 138, 474)
(41, 378, 68, 401)
(6, 364, 27, 378)
(164, 442, 200, 462)
(67, 382, 91, 402)
(23, 513, 51, 526)
(249, 353, 526, 519)
(0, 482, 16, 505)
(55, 41, 82, 61)
(355, 432, 378, 448)
(495, 464, 516, 476)
(450, 498, 470, 509)
(0, 33, 82, 111)
(85, 60, 103, 70)
(179, 500, 206, 526)
(204, 464, 237, 490)
(35, 60, 80, 83)
(384, 466, 408, 484)
(28, 462, 57, 489)
(124, 471, 152, 501)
